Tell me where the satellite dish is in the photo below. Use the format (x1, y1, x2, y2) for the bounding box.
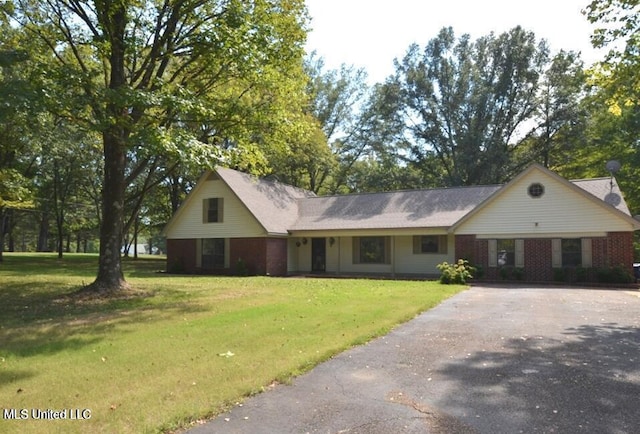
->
(606, 160, 621, 174)
(604, 192, 622, 207)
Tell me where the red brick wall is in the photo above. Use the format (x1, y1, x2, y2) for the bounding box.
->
(475, 239, 489, 271)
(167, 237, 288, 276)
(456, 232, 635, 282)
(166, 239, 197, 273)
(524, 239, 552, 281)
(266, 238, 288, 276)
(592, 238, 608, 268)
(229, 237, 288, 276)
(455, 235, 492, 278)
(455, 235, 476, 263)
(607, 231, 634, 275)
(230, 238, 267, 275)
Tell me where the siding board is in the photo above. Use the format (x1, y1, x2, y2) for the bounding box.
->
(456, 170, 634, 236)
(165, 180, 265, 239)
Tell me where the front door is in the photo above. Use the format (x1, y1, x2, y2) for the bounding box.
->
(311, 238, 326, 272)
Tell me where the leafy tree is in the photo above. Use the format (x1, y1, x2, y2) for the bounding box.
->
(0, 22, 44, 261)
(266, 113, 336, 193)
(304, 53, 369, 143)
(300, 53, 373, 193)
(3, 0, 310, 292)
(332, 79, 428, 192)
(584, 0, 639, 150)
(35, 121, 99, 258)
(0, 169, 33, 260)
(586, 0, 639, 54)
(515, 51, 588, 171)
(582, 0, 640, 215)
(385, 26, 550, 186)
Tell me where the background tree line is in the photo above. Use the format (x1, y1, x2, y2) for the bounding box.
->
(0, 0, 637, 293)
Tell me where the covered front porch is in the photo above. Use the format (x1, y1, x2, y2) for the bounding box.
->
(286, 229, 455, 278)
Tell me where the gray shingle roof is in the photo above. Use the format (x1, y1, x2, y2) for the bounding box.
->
(290, 185, 502, 231)
(217, 166, 635, 235)
(216, 167, 316, 235)
(571, 177, 631, 215)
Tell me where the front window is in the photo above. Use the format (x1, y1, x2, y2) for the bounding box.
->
(413, 235, 447, 254)
(497, 239, 515, 267)
(562, 239, 581, 267)
(353, 237, 390, 264)
(202, 238, 225, 269)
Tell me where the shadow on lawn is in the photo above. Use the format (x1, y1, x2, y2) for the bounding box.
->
(0, 369, 35, 388)
(0, 281, 207, 359)
(436, 323, 640, 433)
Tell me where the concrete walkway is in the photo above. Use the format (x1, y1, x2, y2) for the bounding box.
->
(188, 286, 640, 433)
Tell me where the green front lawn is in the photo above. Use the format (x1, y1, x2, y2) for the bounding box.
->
(0, 253, 465, 433)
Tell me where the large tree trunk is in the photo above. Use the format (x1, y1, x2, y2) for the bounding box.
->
(89, 134, 128, 292)
(83, 5, 130, 294)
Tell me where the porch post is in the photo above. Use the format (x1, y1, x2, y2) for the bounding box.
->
(337, 237, 341, 275)
(391, 236, 396, 278)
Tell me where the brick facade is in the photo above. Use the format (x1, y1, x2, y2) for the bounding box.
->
(607, 232, 634, 274)
(454, 235, 476, 263)
(166, 237, 288, 276)
(230, 238, 267, 275)
(265, 238, 288, 276)
(166, 238, 197, 273)
(524, 239, 552, 282)
(455, 232, 634, 283)
(230, 237, 289, 276)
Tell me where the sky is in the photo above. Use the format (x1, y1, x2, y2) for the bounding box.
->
(305, 0, 606, 83)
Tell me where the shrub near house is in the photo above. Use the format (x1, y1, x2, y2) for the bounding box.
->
(437, 260, 475, 284)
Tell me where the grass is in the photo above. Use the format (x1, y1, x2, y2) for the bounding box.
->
(0, 253, 466, 433)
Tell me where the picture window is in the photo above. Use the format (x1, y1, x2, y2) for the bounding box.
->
(413, 235, 447, 254)
(353, 237, 390, 264)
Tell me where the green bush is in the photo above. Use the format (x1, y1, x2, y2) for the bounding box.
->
(576, 266, 589, 282)
(235, 257, 249, 276)
(168, 257, 186, 274)
(498, 267, 524, 281)
(513, 267, 525, 281)
(437, 259, 475, 284)
(499, 266, 511, 280)
(552, 267, 565, 282)
(596, 266, 633, 284)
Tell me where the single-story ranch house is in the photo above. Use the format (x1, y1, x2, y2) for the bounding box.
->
(162, 164, 640, 282)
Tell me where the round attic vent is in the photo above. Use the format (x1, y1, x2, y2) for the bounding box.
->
(528, 183, 544, 198)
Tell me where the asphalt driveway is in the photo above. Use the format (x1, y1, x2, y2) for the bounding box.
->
(189, 285, 640, 433)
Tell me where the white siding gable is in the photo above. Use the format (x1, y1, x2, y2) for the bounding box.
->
(456, 168, 635, 237)
(164, 179, 266, 239)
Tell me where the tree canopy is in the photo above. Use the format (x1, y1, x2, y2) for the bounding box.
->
(2, 2, 639, 278)
(379, 27, 570, 186)
(2, 0, 310, 291)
